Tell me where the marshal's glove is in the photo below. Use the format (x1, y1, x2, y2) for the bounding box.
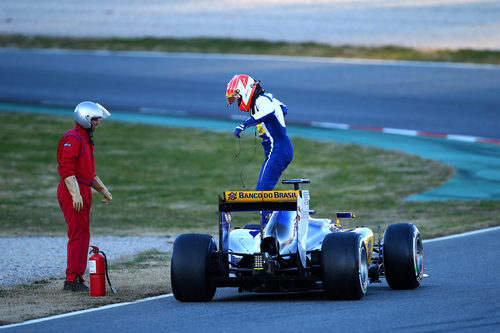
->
(64, 176, 83, 211)
(91, 175, 113, 204)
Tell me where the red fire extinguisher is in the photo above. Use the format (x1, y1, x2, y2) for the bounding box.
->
(89, 246, 117, 297)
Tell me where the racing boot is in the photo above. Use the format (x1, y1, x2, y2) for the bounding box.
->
(63, 276, 89, 292)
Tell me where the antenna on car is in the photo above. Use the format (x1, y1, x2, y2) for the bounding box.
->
(235, 128, 258, 188)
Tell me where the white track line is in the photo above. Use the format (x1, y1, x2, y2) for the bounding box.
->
(308, 121, 500, 145)
(382, 128, 419, 136)
(0, 294, 174, 330)
(310, 121, 350, 130)
(423, 225, 500, 243)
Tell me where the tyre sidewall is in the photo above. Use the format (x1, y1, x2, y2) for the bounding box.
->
(383, 223, 423, 289)
(171, 233, 217, 301)
(321, 232, 368, 300)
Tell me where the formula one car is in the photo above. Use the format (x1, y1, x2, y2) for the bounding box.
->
(171, 179, 424, 301)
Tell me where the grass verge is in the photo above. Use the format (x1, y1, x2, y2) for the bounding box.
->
(1, 35, 500, 64)
(1, 111, 499, 237)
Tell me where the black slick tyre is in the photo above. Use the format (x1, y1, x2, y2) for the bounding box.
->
(171, 233, 217, 301)
(321, 232, 368, 300)
(383, 223, 424, 290)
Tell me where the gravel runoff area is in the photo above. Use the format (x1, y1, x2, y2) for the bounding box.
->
(0, 236, 174, 288)
(1, 0, 500, 50)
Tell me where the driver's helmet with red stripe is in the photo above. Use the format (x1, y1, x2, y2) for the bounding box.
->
(225, 74, 258, 112)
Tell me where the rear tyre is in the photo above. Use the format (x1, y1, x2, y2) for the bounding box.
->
(171, 233, 217, 301)
(383, 223, 424, 290)
(321, 233, 368, 300)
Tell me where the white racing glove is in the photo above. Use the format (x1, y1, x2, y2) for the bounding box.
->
(64, 176, 83, 211)
(91, 175, 113, 204)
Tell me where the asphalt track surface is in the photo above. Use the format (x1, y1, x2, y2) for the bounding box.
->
(3, 227, 500, 332)
(1, 48, 500, 200)
(1, 48, 500, 140)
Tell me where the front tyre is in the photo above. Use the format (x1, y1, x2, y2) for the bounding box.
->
(171, 233, 217, 301)
(321, 232, 368, 300)
(383, 223, 424, 290)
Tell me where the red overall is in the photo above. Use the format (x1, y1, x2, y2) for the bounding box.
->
(57, 123, 95, 282)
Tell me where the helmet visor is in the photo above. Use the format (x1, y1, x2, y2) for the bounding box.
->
(96, 103, 111, 119)
(225, 92, 240, 106)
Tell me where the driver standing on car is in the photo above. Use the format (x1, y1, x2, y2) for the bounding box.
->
(57, 101, 113, 292)
(226, 74, 294, 224)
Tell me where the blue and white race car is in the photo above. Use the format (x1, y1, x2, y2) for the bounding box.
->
(171, 179, 424, 301)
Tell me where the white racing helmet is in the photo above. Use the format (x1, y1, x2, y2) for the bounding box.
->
(225, 74, 259, 112)
(74, 101, 111, 129)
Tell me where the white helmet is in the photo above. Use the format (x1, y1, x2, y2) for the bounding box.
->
(225, 74, 259, 112)
(74, 101, 111, 129)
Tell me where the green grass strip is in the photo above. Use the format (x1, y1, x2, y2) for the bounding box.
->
(1, 111, 498, 239)
(1, 35, 500, 64)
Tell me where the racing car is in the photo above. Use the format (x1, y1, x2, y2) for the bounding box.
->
(171, 179, 424, 301)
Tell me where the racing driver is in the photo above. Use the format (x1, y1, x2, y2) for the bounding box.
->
(226, 74, 294, 223)
(57, 101, 113, 292)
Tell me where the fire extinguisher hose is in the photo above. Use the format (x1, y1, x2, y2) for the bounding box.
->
(101, 251, 117, 295)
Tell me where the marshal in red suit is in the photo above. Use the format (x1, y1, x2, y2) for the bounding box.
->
(57, 101, 112, 292)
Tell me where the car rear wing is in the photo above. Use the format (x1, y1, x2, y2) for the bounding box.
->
(218, 190, 310, 268)
(218, 190, 300, 212)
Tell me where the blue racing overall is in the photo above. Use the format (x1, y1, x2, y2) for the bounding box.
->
(234, 93, 294, 223)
